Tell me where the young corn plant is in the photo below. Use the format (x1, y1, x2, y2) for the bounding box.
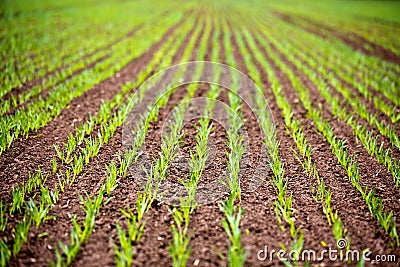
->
(1, 12, 196, 267)
(169, 17, 224, 265)
(169, 200, 192, 267)
(234, 26, 307, 265)
(117, 152, 134, 178)
(63, 133, 77, 164)
(52, 157, 58, 174)
(113, 103, 185, 266)
(25, 197, 53, 229)
(114, 18, 207, 265)
(215, 26, 251, 266)
(114, 24, 204, 265)
(52, 186, 105, 266)
(12, 214, 31, 256)
(71, 155, 84, 182)
(220, 193, 247, 267)
(114, 207, 146, 267)
(257, 21, 400, 187)
(105, 161, 118, 196)
(249, 25, 400, 247)
(0, 202, 7, 232)
(10, 187, 24, 215)
(54, 144, 65, 162)
(0, 238, 11, 267)
(9, 167, 46, 215)
(53, 227, 81, 267)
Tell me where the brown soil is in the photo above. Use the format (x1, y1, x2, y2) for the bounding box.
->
(1, 17, 191, 260)
(250, 26, 400, 264)
(0, 17, 187, 204)
(7, 13, 204, 266)
(5, 53, 111, 115)
(3, 8, 400, 267)
(284, 34, 399, 112)
(229, 26, 337, 266)
(273, 11, 400, 65)
(7, 15, 201, 266)
(10, 129, 124, 266)
(263, 33, 400, 214)
(262, 21, 400, 159)
(2, 23, 141, 104)
(270, 21, 400, 130)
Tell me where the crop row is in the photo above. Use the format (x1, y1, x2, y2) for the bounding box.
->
(219, 19, 248, 266)
(249, 21, 399, 246)
(254, 17, 400, 187)
(272, 8, 400, 58)
(0, 10, 187, 155)
(269, 11, 400, 78)
(0, 1, 182, 97)
(239, 24, 349, 252)
(264, 14, 400, 124)
(0, 14, 198, 266)
(52, 14, 208, 266)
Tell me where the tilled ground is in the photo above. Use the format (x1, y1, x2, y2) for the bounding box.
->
(2, 4, 400, 267)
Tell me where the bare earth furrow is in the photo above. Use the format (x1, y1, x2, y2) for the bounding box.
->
(3, 2, 400, 266)
(0, 17, 188, 201)
(272, 11, 400, 65)
(250, 30, 399, 259)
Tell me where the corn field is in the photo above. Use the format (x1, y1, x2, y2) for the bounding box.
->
(1, 0, 400, 266)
